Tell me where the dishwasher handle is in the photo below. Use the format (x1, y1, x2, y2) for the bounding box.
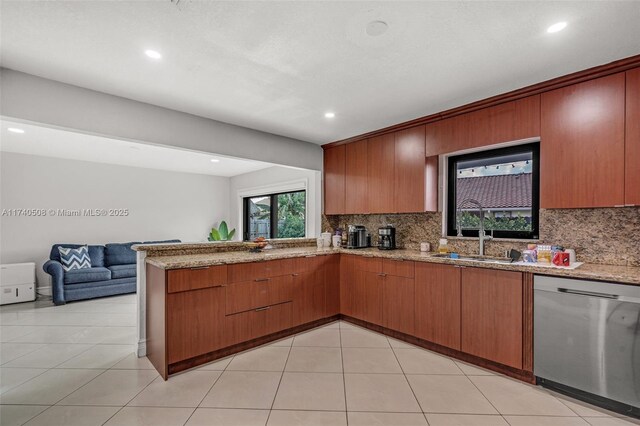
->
(558, 288, 619, 300)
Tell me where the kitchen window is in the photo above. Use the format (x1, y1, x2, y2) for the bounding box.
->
(243, 190, 306, 240)
(447, 142, 540, 239)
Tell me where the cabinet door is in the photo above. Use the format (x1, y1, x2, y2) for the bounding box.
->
(324, 145, 346, 214)
(541, 73, 625, 208)
(626, 68, 640, 206)
(167, 286, 225, 364)
(340, 255, 356, 316)
(394, 126, 426, 213)
(345, 140, 368, 213)
(292, 268, 325, 325)
(324, 255, 341, 317)
(382, 274, 415, 335)
(361, 271, 383, 325)
(367, 133, 395, 213)
(461, 268, 523, 369)
(415, 263, 461, 350)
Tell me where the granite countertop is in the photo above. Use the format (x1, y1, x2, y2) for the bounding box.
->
(145, 246, 640, 286)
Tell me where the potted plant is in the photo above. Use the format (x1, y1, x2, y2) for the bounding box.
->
(208, 221, 236, 241)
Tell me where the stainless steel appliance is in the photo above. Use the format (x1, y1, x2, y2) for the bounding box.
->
(347, 225, 368, 249)
(534, 276, 640, 416)
(378, 225, 396, 250)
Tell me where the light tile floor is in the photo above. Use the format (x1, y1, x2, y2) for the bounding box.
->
(1, 294, 639, 426)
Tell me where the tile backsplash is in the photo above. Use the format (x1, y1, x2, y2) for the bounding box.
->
(323, 207, 640, 267)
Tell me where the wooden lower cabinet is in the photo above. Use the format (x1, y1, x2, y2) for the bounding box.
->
(382, 274, 415, 334)
(166, 286, 226, 365)
(292, 267, 325, 325)
(414, 263, 461, 350)
(225, 302, 293, 347)
(150, 254, 531, 381)
(324, 255, 341, 316)
(461, 267, 523, 369)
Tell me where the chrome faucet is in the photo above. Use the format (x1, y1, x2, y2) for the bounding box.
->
(456, 198, 493, 256)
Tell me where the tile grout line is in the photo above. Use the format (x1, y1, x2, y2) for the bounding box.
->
(387, 336, 430, 425)
(263, 333, 294, 426)
(184, 355, 235, 425)
(464, 373, 513, 425)
(339, 322, 349, 426)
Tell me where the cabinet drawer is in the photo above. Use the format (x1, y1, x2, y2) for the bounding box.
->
(353, 256, 383, 273)
(225, 301, 293, 346)
(226, 275, 293, 315)
(228, 259, 287, 283)
(293, 255, 325, 272)
(167, 265, 227, 293)
(382, 259, 414, 278)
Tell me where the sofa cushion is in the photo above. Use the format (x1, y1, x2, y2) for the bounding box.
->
(50, 244, 105, 267)
(105, 242, 140, 266)
(64, 267, 111, 284)
(58, 246, 91, 272)
(108, 264, 137, 279)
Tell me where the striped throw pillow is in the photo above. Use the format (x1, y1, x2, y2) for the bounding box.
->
(58, 246, 92, 271)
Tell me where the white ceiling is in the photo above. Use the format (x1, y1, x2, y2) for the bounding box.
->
(1, 1, 639, 145)
(0, 120, 275, 177)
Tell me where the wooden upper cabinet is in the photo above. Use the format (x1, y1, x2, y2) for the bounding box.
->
(323, 145, 346, 214)
(541, 73, 626, 208)
(466, 96, 540, 149)
(461, 267, 523, 369)
(626, 68, 640, 206)
(394, 126, 426, 213)
(424, 96, 540, 157)
(345, 140, 368, 213)
(367, 133, 395, 213)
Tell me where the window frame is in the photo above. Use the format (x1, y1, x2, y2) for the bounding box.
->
(242, 190, 307, 241)
(446, 142, 540, 240)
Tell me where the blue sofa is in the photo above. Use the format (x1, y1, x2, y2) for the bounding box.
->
(43, 240, 180, 305)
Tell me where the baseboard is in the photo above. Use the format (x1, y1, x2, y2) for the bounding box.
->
(137, 340, 147, 357)
(37, 285, 52, 297)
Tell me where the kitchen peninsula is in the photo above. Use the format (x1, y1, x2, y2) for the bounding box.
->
(134, 240, 640, 382)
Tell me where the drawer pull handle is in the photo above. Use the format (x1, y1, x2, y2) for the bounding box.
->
(255, 306, 271, 312)
(190, 266, 209, 270)
(292, 273, 299, 277)
(255, 278, 270, 282)
(378, 273, 387, 277)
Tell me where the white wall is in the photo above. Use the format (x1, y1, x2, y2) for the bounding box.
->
(0, 152, 230, 291)
(229, 166, 322, 240)
(0, 69, 323, 171)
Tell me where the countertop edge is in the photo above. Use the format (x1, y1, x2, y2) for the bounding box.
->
(144, 248, 640, 286)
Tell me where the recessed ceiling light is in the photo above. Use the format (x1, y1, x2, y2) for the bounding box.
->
(547, 22, 567, 33)
(324, 112, 336, 119)
(366, 20, 388, 37)
(7, 127, 25, 134)
(144, 49, 162, 59)
(210, 158, 220, 163)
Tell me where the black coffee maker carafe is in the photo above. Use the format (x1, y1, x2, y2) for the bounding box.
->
(378, 225, 396, 250)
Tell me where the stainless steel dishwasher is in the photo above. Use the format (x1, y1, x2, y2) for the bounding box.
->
(534, 275, 640, 417)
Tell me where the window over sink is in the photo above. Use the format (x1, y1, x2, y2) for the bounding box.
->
(447, 142, 540, 239)
(243, 190, 306, 240)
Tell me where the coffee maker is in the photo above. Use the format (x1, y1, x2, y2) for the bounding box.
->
(378, 225, 396, 250)
(347, 225, 368, 249)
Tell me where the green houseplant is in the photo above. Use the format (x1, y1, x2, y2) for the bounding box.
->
(208, 221, 236, 241)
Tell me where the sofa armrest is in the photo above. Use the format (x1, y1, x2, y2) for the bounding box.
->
(43, 260, 65, 305)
